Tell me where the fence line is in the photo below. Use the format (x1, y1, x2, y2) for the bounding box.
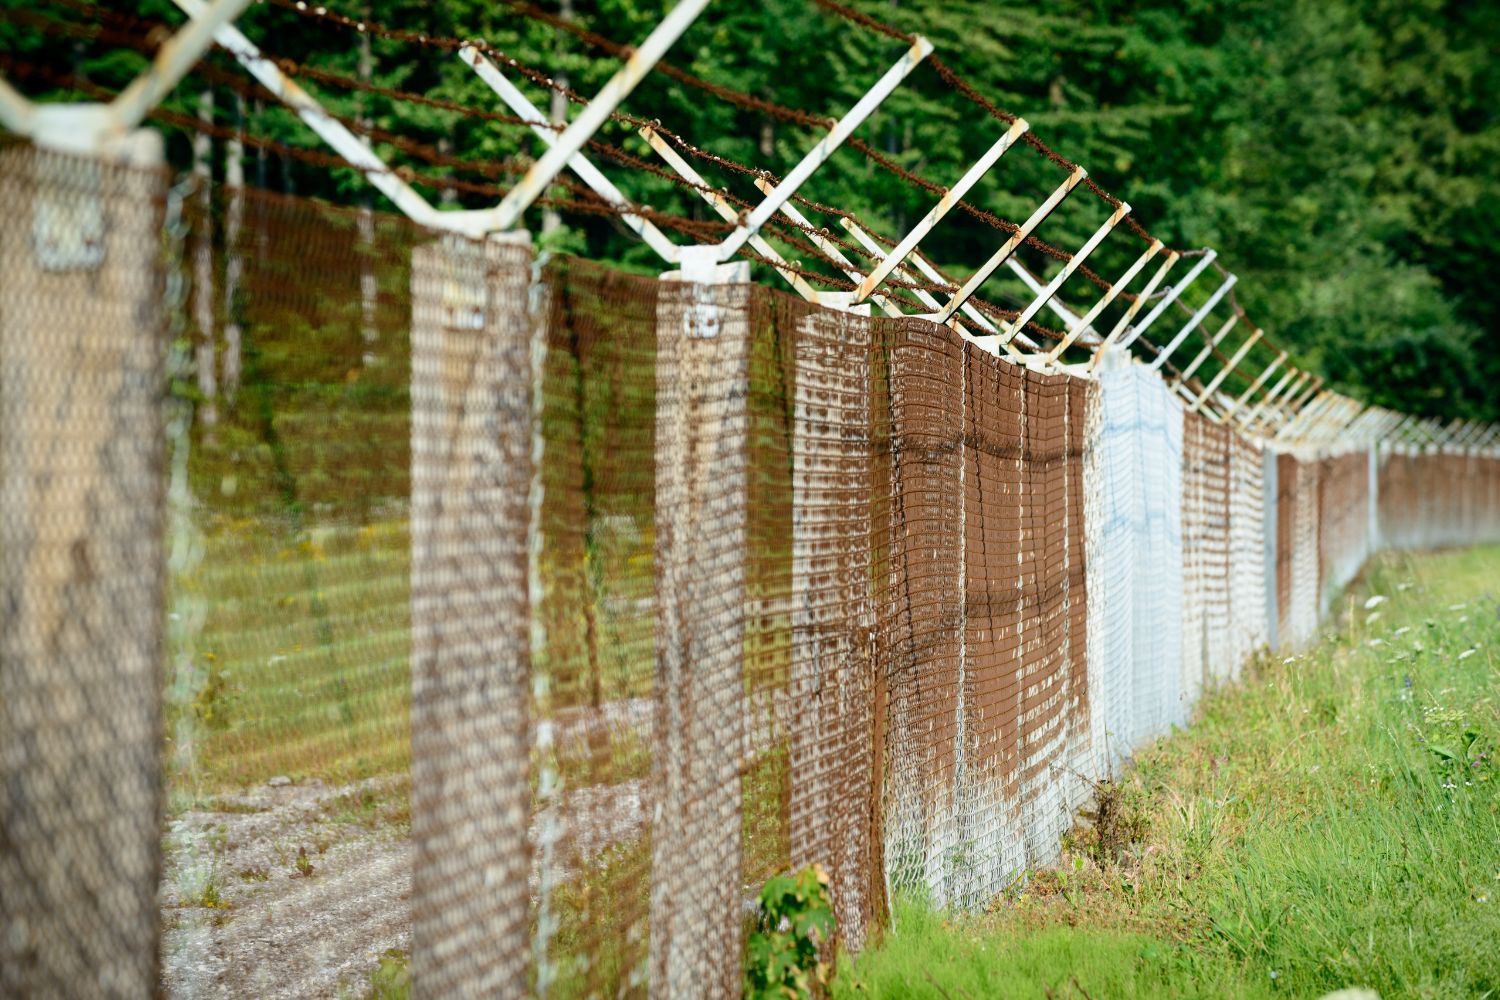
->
(5, 2, 1500, 996)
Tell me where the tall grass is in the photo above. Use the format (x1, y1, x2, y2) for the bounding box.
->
(836, 545, 1500, 999)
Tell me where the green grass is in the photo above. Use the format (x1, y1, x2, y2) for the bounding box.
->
(167, 517, 413, 789)
(835, 545, 1500, 1000)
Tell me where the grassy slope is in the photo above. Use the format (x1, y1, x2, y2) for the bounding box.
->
(835, 545, 1500, 1000)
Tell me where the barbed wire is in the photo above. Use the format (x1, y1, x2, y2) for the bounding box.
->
(3, 0, 1295, 378)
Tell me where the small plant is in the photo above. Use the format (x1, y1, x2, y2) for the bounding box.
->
(183, 877, 230, 910)
(745, 864, 835, 1000)
(1075, 778, 1150, 865)
(365, 949, 409, 1000)
(292, 845, 315, 878)
(237, 865, 270, 883)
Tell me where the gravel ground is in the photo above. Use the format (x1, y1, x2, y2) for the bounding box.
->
(157, 709, 658, 999)
(159, 776, 411, 999)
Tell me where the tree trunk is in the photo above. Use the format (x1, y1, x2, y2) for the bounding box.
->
(541, 0, 573, 237)
(193, 88, 217, 435)
(223, 93, 244, 401)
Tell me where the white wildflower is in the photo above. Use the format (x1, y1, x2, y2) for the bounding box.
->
(1459, 649, 1478, 661)
(1364, 595, 1388, 610)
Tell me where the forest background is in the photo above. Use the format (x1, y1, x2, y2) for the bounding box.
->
(5, 0, 1497, 420)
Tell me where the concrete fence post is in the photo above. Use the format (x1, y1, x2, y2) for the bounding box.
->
(649, 248, 751, 998)
(1, 134, 168, 998)
(408, 230, 535, 997)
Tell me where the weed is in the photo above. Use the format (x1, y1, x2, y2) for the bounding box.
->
(292, 845, 315, 879)
(181, 877, 231, 910)
(365, 949, 409, 1000)
(237, 866, 270, 882)
(1072, 779, 1150, 866)
(745, 864, 836, 1000)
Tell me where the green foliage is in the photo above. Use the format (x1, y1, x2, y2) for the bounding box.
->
(5, 0, 1494, 416)
(363, 949, 410, 1000)
(10, 0, 1498, 418)
(836, 544, 1500, 999)
(745, 864, 836, 1000)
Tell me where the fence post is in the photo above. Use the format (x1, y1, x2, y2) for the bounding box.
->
(650, 247, 752, 998)
(408, 229, 534, 998)
(1262, 447, 1280, 650)
(788, 294, 876, 948)
(1, 135, 167, 997)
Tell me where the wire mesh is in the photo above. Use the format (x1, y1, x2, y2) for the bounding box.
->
(1180, 411, 1232, 702)
(1378, 449, 1500, 552)
(6, 140, 1500, 999)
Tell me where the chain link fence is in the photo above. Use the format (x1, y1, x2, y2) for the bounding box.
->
(4, 144, 1500, 998)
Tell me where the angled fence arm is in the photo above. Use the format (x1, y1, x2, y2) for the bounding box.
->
(474, 0, 712, 232)
(1380, 413, 1414, 449)
(994, 201, 1129, 349)
(1042, 238, 1164, 362)
(1114, 250, 1217, 353)
(1087, 250, 1181, 370)
(1279, 387, 1334, 443)
(1146, 273, 1236, 371)
(716, 36, 934, 260)
(932, 166, 1088, 325)
(851, 118, 1029, 302)
(1006, 259, 1085, 334)
(6, 0, 250, 150)
(1240, 367, 1298, 430)
(461, 47, 680, 263)
(109, 0, 255, 133)
(1286, 375, 1324, 415)
(1366, 408, 1404, 447)
(1171, 314, 1238, 387)
(839, 218, 1042, 347)
(1222, 350, 1286, 420)
(171, 0, 485, 236)
(0, 74, 34, 134)
(1457, 420, 1490, 448)
(1188, 329, 1261, 412)
(748, 179, 911, 319)
(1249, 373, 1308, 434)
(638, 127, 821, 301)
